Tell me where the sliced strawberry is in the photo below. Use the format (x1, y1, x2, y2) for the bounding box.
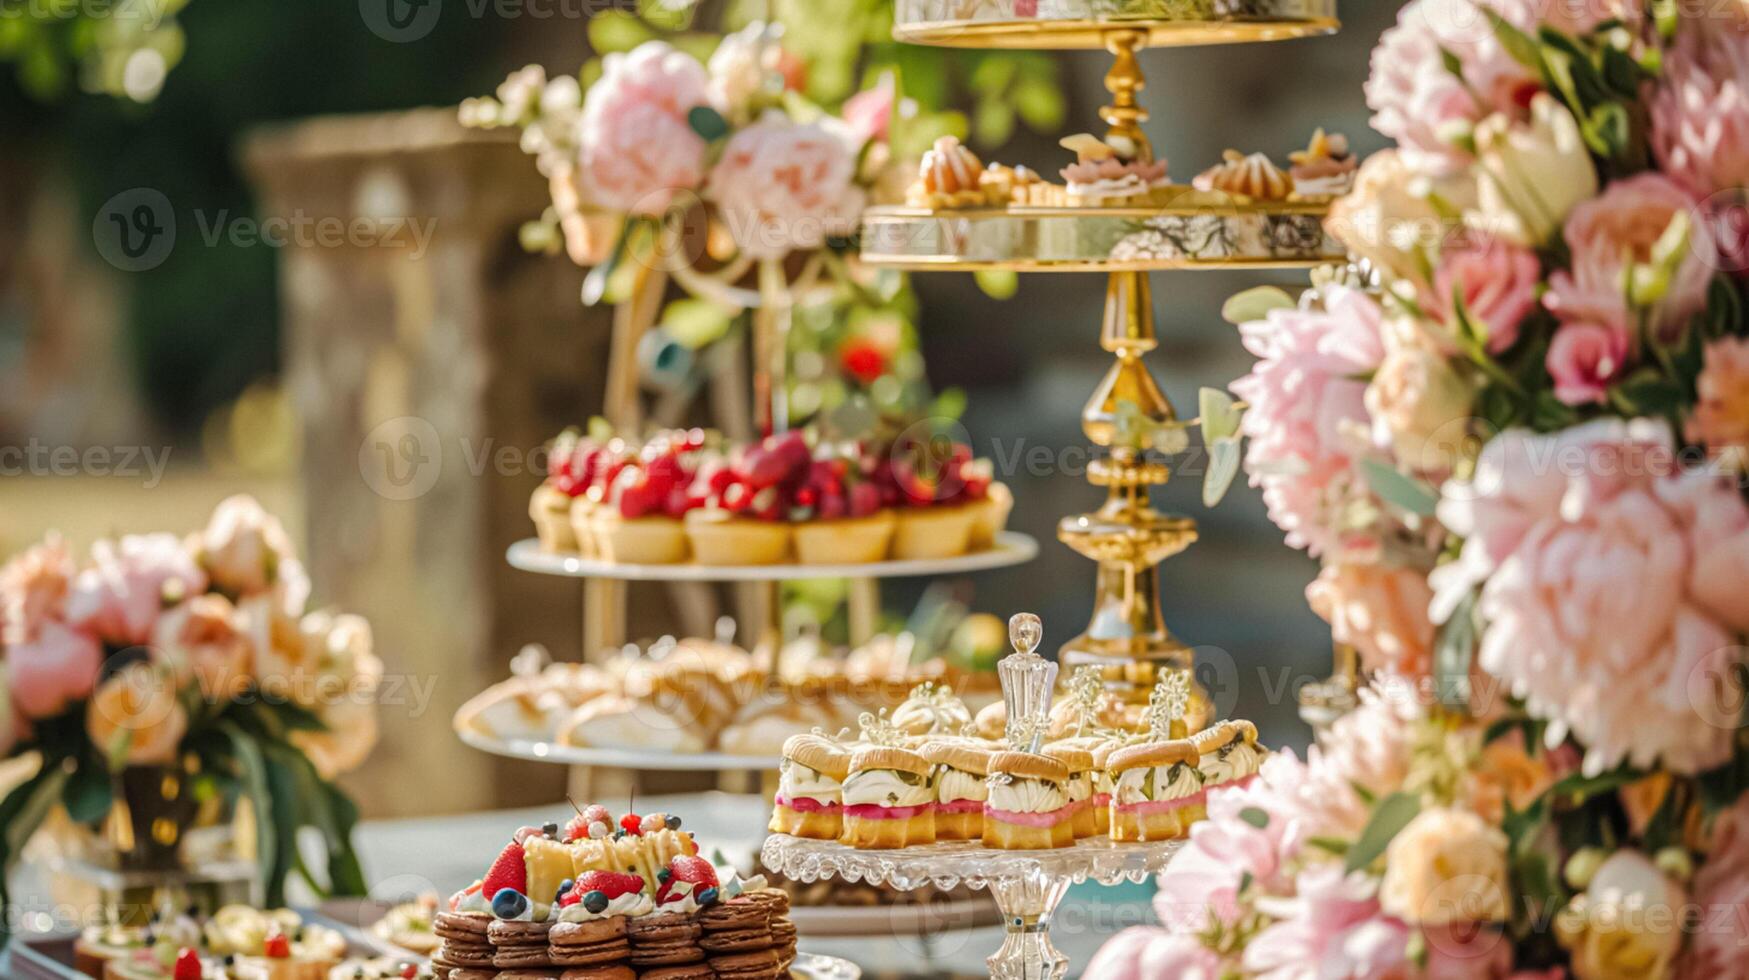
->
(656, 853, 720, 904)
(482, 840, 528, 899)
(173, 948, 203, 980)
(572, 870, 646, 901)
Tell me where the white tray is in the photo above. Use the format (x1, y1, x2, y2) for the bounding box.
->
(506, 532, 1038, 582)
(453, 716, 783, 771)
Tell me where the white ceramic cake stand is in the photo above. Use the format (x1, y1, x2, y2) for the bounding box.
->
(762, 833, 1182, 980)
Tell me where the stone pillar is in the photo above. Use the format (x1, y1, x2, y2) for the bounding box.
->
(245, 108, 613, 815)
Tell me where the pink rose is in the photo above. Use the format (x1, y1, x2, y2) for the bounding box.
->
(152, 593, 254, 704)
(841, 72, 895, 147)
(1306, 561, 1437, 679)
(8, 619, 103, 719)
(1437, 419, 1749, 776)
(707, 114, 865, 260)
(1545, 320, 1629, 406)
(0, 534, 75, 644)
(1545, 174, 1718, 341)
(578, 41, 710, 216)
(65, 533, 207, 648)
(1677, 793, 1749, 980)
(1432, 235, 1542, 353)
(1230, 286, 1387, 557)
(197, 494, 296, 598)
(1653, 10, 1749, 200)
(1087, 928, 1224, 980)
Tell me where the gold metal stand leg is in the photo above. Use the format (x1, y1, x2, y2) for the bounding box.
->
(1057, 270, 1198, 699)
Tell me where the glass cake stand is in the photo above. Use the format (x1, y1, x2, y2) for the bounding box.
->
(762, 834, 1183, 980)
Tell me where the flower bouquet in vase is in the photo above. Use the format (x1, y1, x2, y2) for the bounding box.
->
(0, 496, 380, 927)
(1095, 3, 1749, 977)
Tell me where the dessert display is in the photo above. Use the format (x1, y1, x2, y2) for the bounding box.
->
(432, 808, 798, 980)
(458, 631, 1005, 760)
(529, 423, 1012, 567)
(982, 751, 1074, 850)
(1286, 127, 1357, 201)
(82, 907, 356, 980)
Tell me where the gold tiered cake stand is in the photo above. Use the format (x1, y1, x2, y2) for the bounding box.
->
(868, 0, 1341, 703)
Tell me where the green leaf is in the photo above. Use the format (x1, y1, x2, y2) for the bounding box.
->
(1707, 275, 1744, 338)
(1198, 388, 1244, 443)
(1307, 835, 1352, 856)
(662, 298, 735, 349)
(1221, 286, 1294, 325)
(973, 268, 1018, 300)
(221, 723, 278, 892)
(1239, 807, 1270, 829)
(687, 105, 729, 142)
(1434, 589, 1478, 710)
(1485, 11, 1543, 70)
(1345, 791, 1423, 874)
(586, 11, 653, 54)
(1359, 458, 1440, 517)
(1203, 437, 1243, 509)
(1549, 764, 1644, 805)
(62, 761, 113, 824)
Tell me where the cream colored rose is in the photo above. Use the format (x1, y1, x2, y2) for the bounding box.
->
(1365, 332, 1475, 475)
(152, 593, 254, 703)
(1379, 807, 1510, 925)
(198, 495, 296, 598)
(1469, 95, 1600, 247)
(1328, 149, 1477, 287)
(87, 664, 189, 767)
(1557, 851, 1687, 980)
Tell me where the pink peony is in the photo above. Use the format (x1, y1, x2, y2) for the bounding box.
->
(1244, 864, 1407, 979)
(708, 114, 865, 260)
(1436, 419, 1749, 775)
(1431, 234, 1543, 353)
(1085, 928, 1225, 980)
(577, 41, 710, 216)
(1544, 174, 1719, 341)
(197, 494, 297, 598)
(1652, 10, 1749, 200)
(0, 534, 75, 644)
(841, 72, 895, 147)
(1544, 320, 1629, 406)
(1290, 685, 1423, 840)
(1230, 286, 1387, 557)
(152, 593, 254, 703)
(1306, 561, 1437, 679)
(1686, 336, 1749, 461)
(1677, 793, 1749, 979)
(1156, 751, 1311, 932)
(64, 533, 207, 648)
(8, 619, 103, 720)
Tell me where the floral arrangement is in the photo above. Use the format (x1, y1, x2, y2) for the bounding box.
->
(1097, 2, 1749, 977)
(0, 496, 379, 913)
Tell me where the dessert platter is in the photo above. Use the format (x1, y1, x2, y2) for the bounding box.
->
(429, 805, 859, 980)
(890, 0, 1339, 47)
(761, 614, 1268, 979)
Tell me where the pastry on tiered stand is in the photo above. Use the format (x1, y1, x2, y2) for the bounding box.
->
(770, 732, 852, 838)
(1193, 148, 1296, 202)
(1058, 134, 1172, 206)
(908, 135, 1007, 208)
(841, 744, 937, 848)
(1288, 127, 1359, 201)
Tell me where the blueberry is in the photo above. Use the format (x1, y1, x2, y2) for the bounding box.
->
(556, 878, 574, 903)
(697, 886, 719, 906)
(613, 829, 626, 840)
(492, 888, 529, 920)
(665, 815, 682, 830)
(657, 869, 672, 883)
(582, 890, 610, 915)
(542, 821, 560, 838)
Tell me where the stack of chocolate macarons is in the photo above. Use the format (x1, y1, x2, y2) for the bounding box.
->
(697, 890, 795, 979)
(432, 911, 498, 979)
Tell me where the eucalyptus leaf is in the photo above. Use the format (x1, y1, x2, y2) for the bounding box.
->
(1359, 458, 1440, 517)
(687, 105, 729, 142)
(1198, 388, 1244, 442)
(1434, 590, 1478, 710)
(1203, 437, 1243, 509)
(1239, 807, 1270, 829)
(1221, 286, 1294, 326)
(1484, 10, 1543, 70)
(1345, 791, 1422, 874)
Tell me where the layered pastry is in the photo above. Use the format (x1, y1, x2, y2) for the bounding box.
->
(922, 740, 994, 841)
(907, 135, 1004, 208)
(1058, 134, 1172, 206)
(1042, 742, 1099, 839)
(891, 682, 973, 737)
(1192, 719, 1268, 794)
(1288, 129, 1358, 201)
(770, 733, 852, 839)
(984, 751, 1075, 850)
(1193, 149, 1295, 202)
(841, 746, 936, 849)
(1108, 740, 1205, 843)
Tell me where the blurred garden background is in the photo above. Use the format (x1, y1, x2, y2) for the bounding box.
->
(0, 0, 1398, 818)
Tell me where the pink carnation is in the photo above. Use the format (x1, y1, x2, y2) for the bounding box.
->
(707, 115, 864, 260)
(1544, 174, 1719, 341)
(1652, 10, 1749, 200)
(65, 533, 207, 649)
(1545, 320, 1629, 406)
(1431, 234, 1542, 354)
(1677, 793, 1749, 979)
(577, 41, 710, 215)
(1435, 419, 1749, 776)
(1230, 286, 1386, 557)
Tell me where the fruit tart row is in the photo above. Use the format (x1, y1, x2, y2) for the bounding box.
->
(78, 905, 403, 980)
(905, 127, 1359, 210)
(529, 426, 1012, 566)
(461, 631, 1004, 758)
(434, 809, 795, 980)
